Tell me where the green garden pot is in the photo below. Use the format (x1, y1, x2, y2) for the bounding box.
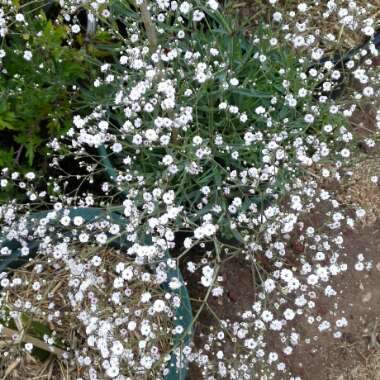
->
(0, 207, 192, 380)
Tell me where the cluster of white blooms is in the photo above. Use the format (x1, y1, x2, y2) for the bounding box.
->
(1, 0, 380, 379)
(0, 228, 181, 379)
(47, 0, 380, 376)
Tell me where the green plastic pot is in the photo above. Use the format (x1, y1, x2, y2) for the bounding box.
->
(0, 207, 192, 380)
(98, 145, 120, 184)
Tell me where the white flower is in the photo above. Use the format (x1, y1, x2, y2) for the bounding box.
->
(113, 277, 124, 289)
(21, 247, 29, 256)
(73, 216, 84, 226)
(153, 299, 166, 312)
(60, 216, 71, 226)
(193, 10, 205, 22)
(264, 279, 275, 293)
(283, 308, 295, 320)
(273, 12, 282, 22)
(297, 2, 307, 12)
(96, 233, 108, 244)
(15, 13, 25, 22)
(280, 269, 293, 282)
(179, 1, 191, 14)
(140, 322, 151, 336)
(23, 50, 33, 61)
(24, 343, 33, 352)
(230, 78, 239, 86)
(261, 310, 273, 322)
(363, 86, 374, 97)
(106, 366, 119, 378)
(187, 261, 196, 273)
(356, 208, 366, 219)
(71, 24, 81, 34)
(318, 320, 331, 332)
(212, 286, 223, 297)
(98, 120, 108, 131)
(203, 223, 217, 236)
(163, 190, 175, 205)
(79, 233, 89, 243)
(362, 26, 375, 36)
(140, 355, 153, 369)
(192, 135, 203, 145)
(169, 278, 181, 289)
(112, 143, 122, 153)
(255, 106, 265, 115)
(307, 274, 319, 285)
(304, 114, 314, 123)
(162, 155, 173, 166)
(145, 129, 158, 142)
(141, 292, 152, 303)
(109, 224, 120, 235)
(25, 172, 36, 180)
(354, 262, 364, 271)
(210, 48, 219, 56)
(270, 320, 282, 331)
(340, 148, 350, 158)
(207, 0, 219, 10)
(336, 317, 348, 328)
(111, 341, 124, 356)
(200, 265, 214, 287)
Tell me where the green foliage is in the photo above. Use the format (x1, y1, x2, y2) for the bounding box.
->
(0, 9, 97, 170)
(94, 7, 351, 244)
(0, 306, 63, 361)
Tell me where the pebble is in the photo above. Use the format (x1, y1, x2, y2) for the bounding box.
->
(292, 241, 304, 254)
(228, 290, 239, 302)
(362, 291, 372, 303)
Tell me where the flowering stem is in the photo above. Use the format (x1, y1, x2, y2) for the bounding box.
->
(0, 326, 67, 357)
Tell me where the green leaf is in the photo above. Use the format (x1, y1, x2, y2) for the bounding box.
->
(0, 148, 14, 167)
(0, 117, 16, 130)
(230, 88, 271, 99)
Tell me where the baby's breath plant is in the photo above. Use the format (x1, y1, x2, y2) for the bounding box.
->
(0, 201, 193, 379)
(59, 0, 365, 247)
(1, 0, 380, 379)
(0, 247, 175, 379)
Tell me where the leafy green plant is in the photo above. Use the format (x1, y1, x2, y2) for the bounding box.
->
(0, 6, 98, 171)
(92, 7, 349, 244)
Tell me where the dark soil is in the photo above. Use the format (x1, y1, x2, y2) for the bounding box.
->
(285, 220, 380, 380)
(184, 211, 380, 380)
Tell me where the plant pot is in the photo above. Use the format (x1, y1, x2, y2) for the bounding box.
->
(0, 207, 192, 380)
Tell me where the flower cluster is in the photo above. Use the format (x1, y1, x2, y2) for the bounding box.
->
(0, 0, 379, 379)
(0, 241, 179, 379)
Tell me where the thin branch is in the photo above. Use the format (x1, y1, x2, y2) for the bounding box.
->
(0, 326, 67, 358)
(137, 1, 158, 52)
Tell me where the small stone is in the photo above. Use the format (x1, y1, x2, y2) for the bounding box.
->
(228, 290, 238, 302)
(376, 262, 380, 272)
(342, 332, 355, 344)
(292, 241, 305, 254)
(362, 291, 372, 303)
